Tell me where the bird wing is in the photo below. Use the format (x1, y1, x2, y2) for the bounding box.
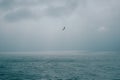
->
(62, 26, 65, 30)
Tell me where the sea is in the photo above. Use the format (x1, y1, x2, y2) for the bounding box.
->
(0, 51, 120, 80)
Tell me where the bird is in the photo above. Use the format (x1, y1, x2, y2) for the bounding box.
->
(62, 26, 65, 31)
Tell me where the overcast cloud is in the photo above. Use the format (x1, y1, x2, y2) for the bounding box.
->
(0, 0, 120, 51)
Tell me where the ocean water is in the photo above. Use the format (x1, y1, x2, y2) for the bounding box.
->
(0, 51, 120, 80)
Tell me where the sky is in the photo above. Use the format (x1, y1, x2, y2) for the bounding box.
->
(0, 0, 120, 51)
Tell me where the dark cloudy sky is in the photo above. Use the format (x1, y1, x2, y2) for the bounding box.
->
(0, 0, 120, 51)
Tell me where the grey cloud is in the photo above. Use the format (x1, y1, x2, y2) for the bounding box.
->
(4, 9, 33, 22)
(84, 0, 120, 28)
(2, 0, 81, 22)
(45, 0, 79, 17)
(0, 0, 15, 10)
(0, 0, 39, 10)
(0, 0, 120, 51)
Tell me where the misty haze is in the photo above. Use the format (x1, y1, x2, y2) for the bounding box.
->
(0, 0, 120, 80)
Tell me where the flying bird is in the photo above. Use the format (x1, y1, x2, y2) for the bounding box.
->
(62, 26, 65, 31)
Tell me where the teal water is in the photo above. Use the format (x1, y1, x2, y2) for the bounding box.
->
(0, 51, 120, 80)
